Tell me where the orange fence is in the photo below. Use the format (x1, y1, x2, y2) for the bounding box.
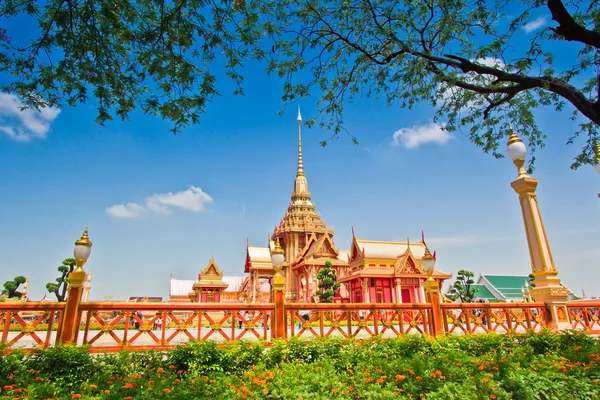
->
(567, 301, 600, 334)
(285, 303, 434, 339)
(2, 300, 600, 352)
(441, 302, 549, 334)
(0, 302, 65, 348)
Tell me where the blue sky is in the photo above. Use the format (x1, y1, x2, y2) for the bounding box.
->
(1, 10, 599, 301)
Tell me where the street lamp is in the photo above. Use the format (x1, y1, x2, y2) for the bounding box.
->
(421, 247, 443, 336)
(270, 240, 286, 339)
(59, 227, 93, 344)
(506, 128, 569, 329)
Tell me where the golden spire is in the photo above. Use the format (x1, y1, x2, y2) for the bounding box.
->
(293, 106, 309, 195)
(297, 105, 304, 177)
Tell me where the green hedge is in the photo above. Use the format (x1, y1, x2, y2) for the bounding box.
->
(1, 329, 599, 399)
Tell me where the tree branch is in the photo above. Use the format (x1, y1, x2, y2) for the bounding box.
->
(547, 0, 600, 48)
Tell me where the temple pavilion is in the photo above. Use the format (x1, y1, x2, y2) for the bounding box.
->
(170, 109, 451, 303)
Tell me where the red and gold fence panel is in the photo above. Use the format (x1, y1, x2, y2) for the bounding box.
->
(441, 303, 548, 335)
(567, 301, 600, 334)
(77, 303, 274, 352)
(0, 302, 65, 350)
(285, 303, 433, 339)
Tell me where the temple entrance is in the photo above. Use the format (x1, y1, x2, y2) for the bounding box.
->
(401, 288, 411, 303)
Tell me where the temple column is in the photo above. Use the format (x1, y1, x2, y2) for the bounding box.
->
(363, 279, 371, 303)
(508, 131, 569, 330)
(396, 280, 402, 303)
(251, 270, 257, 303)
(419, 284, 426, 303)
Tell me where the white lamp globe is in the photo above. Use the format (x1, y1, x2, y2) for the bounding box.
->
(271, 253, 284, 267)
(74, 244, 92, 262)
(73, 227, 93, 262)
(422, 256, 435, 273)
(507, 140, 526, 162)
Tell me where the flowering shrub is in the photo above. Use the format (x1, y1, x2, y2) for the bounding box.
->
(1, 330, 599, 399)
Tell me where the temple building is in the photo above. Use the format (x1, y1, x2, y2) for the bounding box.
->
(170, 108, 451, 303)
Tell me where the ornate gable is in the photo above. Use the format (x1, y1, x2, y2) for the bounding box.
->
(200, 256, 223, 279)
(311, 232, 339, 259)
(349, 232, 364, 262)
(296, 232, 319, 262)
(394, 253, 423, 274)
(193, 256, 229, 289)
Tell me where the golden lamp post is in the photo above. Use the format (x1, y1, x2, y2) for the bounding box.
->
(506, 130, 569, 329)
(58, 227, 93, 344)
(422, 248, 444, 337)
(270, 240, 286, 339)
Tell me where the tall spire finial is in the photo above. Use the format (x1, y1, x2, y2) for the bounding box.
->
(297, 105, 304, 176)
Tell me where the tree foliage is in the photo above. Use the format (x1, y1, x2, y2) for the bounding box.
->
(447, 270, 479, 303)
(527, 273, 536, 288)
(315, 261, 340, 303)
(1, 0, 599, 167)
(2, 275, 26, 299)
(46, 258, 76, 302)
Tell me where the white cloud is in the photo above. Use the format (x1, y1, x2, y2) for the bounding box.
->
(146, 186, 213, 212)
(106, 186, 214, 219)
(392, 122, 453, 149)
(105, 203, 147, 219)
(522, 16, 547, 33)
(0, 93, 61, 141)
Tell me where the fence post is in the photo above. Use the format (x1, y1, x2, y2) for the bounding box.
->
(272, 267, 286, 339)
(424, 278, 445, 337)
(57, 261, 86, 344)
(57, 228, 92, 344)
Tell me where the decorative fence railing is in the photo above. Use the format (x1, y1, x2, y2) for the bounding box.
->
(1, 302, 274, 352)
(5, 300, 600, 352)
(441, 302, 549, 334)
(285, 303, 434, 339)
(0, 302, 65, 348)
(566, 301, 600, 334)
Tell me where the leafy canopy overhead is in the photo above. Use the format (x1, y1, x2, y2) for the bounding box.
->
(1, 0, 599, 168)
